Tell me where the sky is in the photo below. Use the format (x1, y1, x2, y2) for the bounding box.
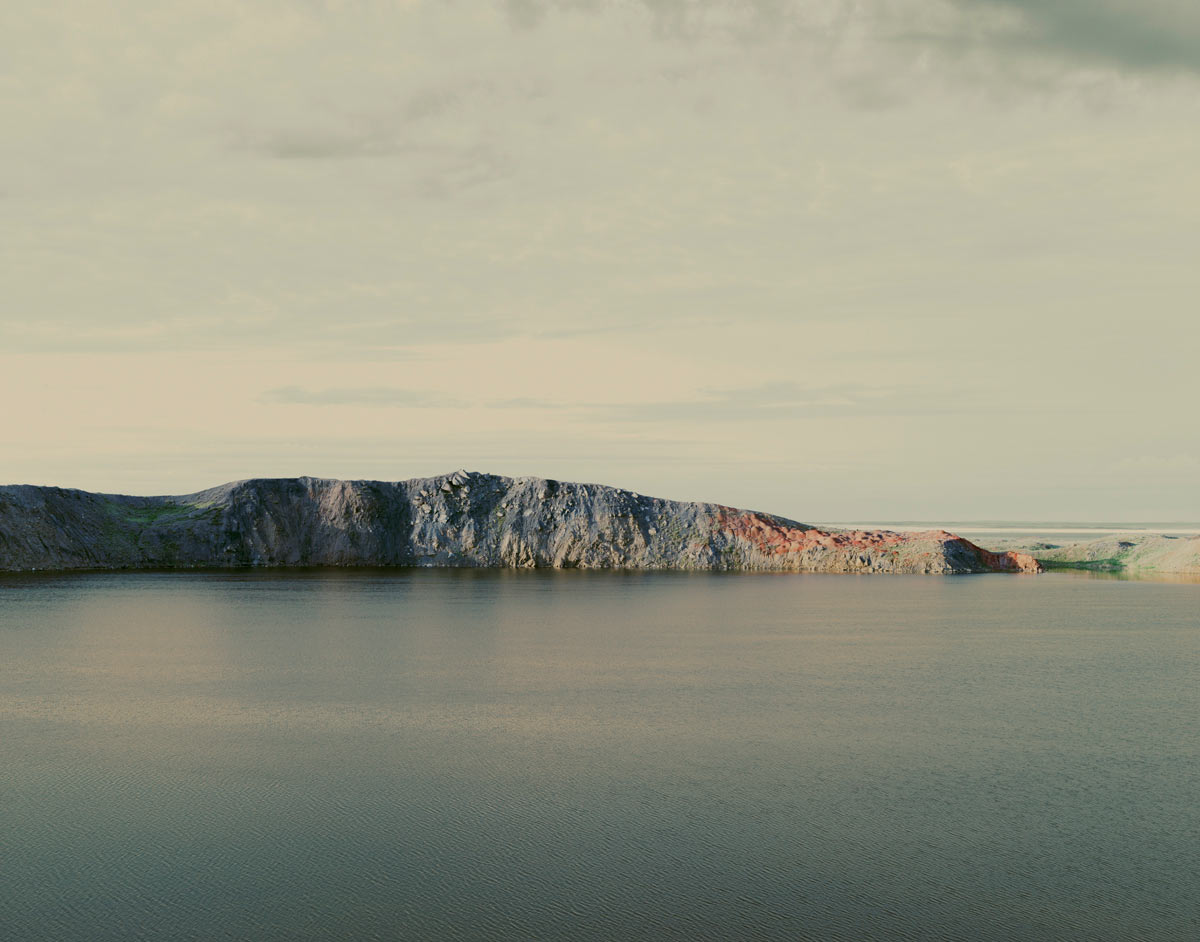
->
(3, 0, 1198, 521)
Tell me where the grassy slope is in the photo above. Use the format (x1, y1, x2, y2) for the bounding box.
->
(1034, 535, 1200, 574)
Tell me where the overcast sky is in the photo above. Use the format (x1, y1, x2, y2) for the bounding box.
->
(3, 0, 1198, 521)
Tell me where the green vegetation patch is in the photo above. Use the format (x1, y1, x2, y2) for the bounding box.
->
(104, 499, 197, 527)
(1038, 557, 1125, 572)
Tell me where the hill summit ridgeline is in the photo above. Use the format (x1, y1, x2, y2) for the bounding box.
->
(0, 471, 1041, 575)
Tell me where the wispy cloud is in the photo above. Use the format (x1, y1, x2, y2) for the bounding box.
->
(507, 1, 1200, 84)
(484, 397, 569, 410)
(585, 380, 1070, 423)
(257, 380, 1054, 420)
(1110, 454, 1200, 479)
(260, 386, 466, 407)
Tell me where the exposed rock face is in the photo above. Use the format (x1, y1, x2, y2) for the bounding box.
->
(0, 472, 1039, 574)
(974, 546, 1044, 574)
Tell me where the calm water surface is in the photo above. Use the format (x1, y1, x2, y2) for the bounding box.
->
(2, 571, 1198, 941)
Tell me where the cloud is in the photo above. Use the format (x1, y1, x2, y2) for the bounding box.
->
(505, 0, 837, 41)
(586, 380, 1071, 424)
(260, 386, 466, 407)
(505, 1, 1200, 83)
(948, 1, 1200, 73)
(504, 0, 549, 31)
(1110, 454, 1200, 478)
(484, 397, 569, 410)
(255, 379, 1081, 423)
(230, 73, 515, 162)
(245, 127, 396, 161)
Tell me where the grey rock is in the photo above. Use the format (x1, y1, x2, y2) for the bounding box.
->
(0, 472, 1035, 574)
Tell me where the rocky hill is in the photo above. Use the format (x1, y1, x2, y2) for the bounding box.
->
(0, 471, 1040, 574)
(1031, 534, 1200, 576)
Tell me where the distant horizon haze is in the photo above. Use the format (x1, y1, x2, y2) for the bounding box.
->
(3, 468, 1197, 527)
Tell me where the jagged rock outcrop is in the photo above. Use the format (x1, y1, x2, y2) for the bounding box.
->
(0, 471, 1040, 574)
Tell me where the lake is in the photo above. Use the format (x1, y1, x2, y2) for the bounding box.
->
(2, 570, 1197, 940)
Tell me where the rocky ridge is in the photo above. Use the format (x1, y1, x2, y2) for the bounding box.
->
(0, 471, 1041, 574)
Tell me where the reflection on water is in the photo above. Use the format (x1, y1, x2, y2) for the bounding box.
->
(2, 571, 1198, 940)
(1048, 568, 1200, 584)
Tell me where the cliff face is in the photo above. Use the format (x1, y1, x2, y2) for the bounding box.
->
(0, 471, 1039, 574)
